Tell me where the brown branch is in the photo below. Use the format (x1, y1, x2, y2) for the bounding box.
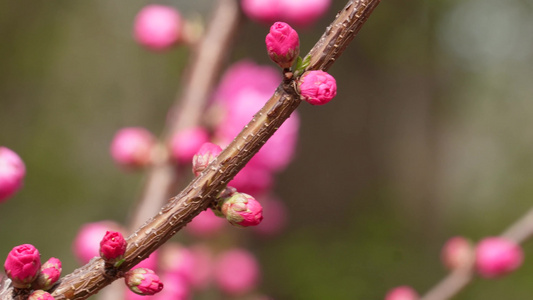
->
(421, 207, 533, 300)
(42, 1, 382, 299)
(129, 0, 241, 230)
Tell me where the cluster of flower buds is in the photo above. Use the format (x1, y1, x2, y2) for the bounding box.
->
(242, 0, 331, 27)
(99, 231, 128, 268)
(4, 244, 61, 297)
(0, 146, 26, 202)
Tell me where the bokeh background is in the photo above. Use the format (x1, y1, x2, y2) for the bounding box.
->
(2, 0, 533, 299)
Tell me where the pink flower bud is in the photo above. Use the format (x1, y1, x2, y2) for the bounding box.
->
(28, 290, 55, 300)
(385, 286, 419, 300)
(134, 5, 182, 51)
(214, 249, 260, 295)
(125, 268, 164, 296)
(298, 70, 337, 105)
(110, 127, 155, 169)
(441, 236, 474, 271)
(72, 221, 124, 264)
(0, 147, 26, 202)
(185, 209, 227, 237)
(265, 22, 300, 69)
(170, 127, 210, 164)
(220, 193, 263, 227)
(192, 142, 223, 176)
(99, 231, 127, 267)
(4, 244, 41, 288)
(475, 237, 523, 278)
(32, 257, 62, 290)
(241, 0, 281, 24)
(279, 0, 331, 27)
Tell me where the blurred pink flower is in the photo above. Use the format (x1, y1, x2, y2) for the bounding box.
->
(134, 5, 182, 50)
(0, 146, 25, 202)
(279, 0, 331, 27)
(72, 221, 123, 264)
(160, 244, 195, 284)
(253, 195, 288, 236)
(154, 273, 190, 300)
(241, 0, 281, 24)
(185, 209, 226, 237)
(385, 286, 419, 300)
(475, 237, 523, 278)
(170, 127, 210, 164)
(214, 248, 260, 295)
(110, 127, 155, 169)
(189, 244, 213, 290)
(441, 236, 474, 271)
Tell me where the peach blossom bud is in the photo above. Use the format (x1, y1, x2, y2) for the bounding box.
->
(298, 70, 337, 105)
(214, 249, 260, 295)
(110, 127, 155, 169)
(28, 290, 55, 300)
(192, 142, 223, 176)
(385, 286, 419, 300)
(475, 237, 523, 278)
(279, 0, 331, 27)
(220, 193, 263, 227)
(99, 231, 127, 267)
(134, 5, 182, 51)
(32, 257, 62, 290)
(125, 268, 164, 296)
(265, 22, 300, 69)
(241, 0, 281, 24)
(0, 147, 25, 202)
(441, 236, 474, 271)
(4, 244, 41, 288)
(72, 221, 124, 264)
(170, 127, 210, 164)
(185, 209, 227, 237)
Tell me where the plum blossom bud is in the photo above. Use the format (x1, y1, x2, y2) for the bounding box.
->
(192, 142, 223, 176)
(73, 221, 124, 264)
(265, 22, 299, 69)
(0, 147, 26, 202)
(32, 257, 62, 290)
(298, 70, 337, 105)
(125, 268, 164, 296)
(475, 237, 523, 278)
(220, 193, 263, 227)
(441, 236, 474, 271)
(385, 286, 419, 300)
(4, 244, 41, 288)
(170, 127, 210, 164)
(99, 231, 127, 267)
(28, 290, 55, 300)
(134, 5, 182, 51)
(214, 249, 260, 295)
(110, 127, 155, 169)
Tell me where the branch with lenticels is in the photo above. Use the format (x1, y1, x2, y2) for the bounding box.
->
(3, 1, 381, 299)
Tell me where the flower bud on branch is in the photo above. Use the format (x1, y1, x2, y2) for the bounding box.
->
(4, 244, 41, 289)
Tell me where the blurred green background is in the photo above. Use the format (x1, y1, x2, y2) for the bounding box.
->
(2, 0, 533, 299)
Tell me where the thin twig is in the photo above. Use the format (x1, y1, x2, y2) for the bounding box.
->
(422, 207, 533, 300)
(41, 1, 382, 299)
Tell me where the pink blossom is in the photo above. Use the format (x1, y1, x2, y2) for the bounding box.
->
(385, 286, 419, 300)
(475, 237, 523, 278)
(189, 245, 213, 290)
(32, 257, 62, 290)
(220, 193, 263, 227)
(192, 142, 223, 176)
(4, 244, 41, 288)
(298, 70, 337, 105)
(170, 127, 210, 164)
(0, 146, 26, 202)
(441, 236, 474, 271)
(28, 290, 55, 300)
(110, 127, 155, 169)
(185, 209, 226, 237)
(253, 195, 288, 236)
(241, 0, 281, 24)
(72, 221, 124, 264)
(214, 249, 260, 295)
(229, 165, 273, 196)
(125, 268, 164, 296)
(99, 231, 127, 266)
(279, 0, 331, 27)
(160, 244, 195, 284)
(154, 273, 190, 300)
(134, 5, 182, 50)
(265, 22, 300, 69)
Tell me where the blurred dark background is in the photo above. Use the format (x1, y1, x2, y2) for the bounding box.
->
(2, 0, 533, 299)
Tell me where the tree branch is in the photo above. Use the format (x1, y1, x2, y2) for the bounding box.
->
(42, 1, 382, 299)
